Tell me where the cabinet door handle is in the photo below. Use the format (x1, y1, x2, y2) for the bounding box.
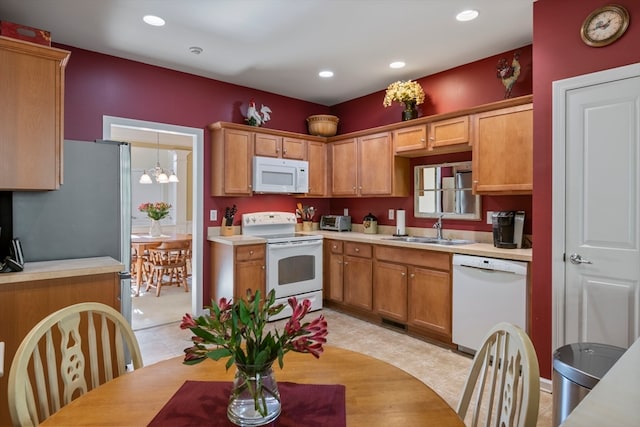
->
(355, 247, 360, 252)
(401, 272, 406, 276)
(283, 148, 287, 154)
(262, 265, 265, 270)
(249, 250, 254, 255)
(410, 273, 415, 279)
(344, 261, 349, 265)
(332, 245, 337, 249)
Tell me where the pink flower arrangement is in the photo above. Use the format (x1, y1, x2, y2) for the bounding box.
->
(181, 289, 328, 370)
(138, 201, 171, 220)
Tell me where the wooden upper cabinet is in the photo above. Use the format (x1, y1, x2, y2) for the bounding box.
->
(471, 103, 533, 195)
(393, 125, 428, 153)
(330, 138, 359, 196)
(254, 133, 306, 160)
(282, 137, 306, 160)
(359, 132, 394, 196)
(254, 133, 281, 158)
(427, 115, 469, 149)
(210, 128, 253, 196)
(393, 116, 470, 157)
(306, 140, 327, 197)
(331, 132, 409, 197)
(0, 37, 70, 190)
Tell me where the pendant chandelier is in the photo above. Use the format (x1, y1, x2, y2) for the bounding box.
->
(139, 133, 179, 184)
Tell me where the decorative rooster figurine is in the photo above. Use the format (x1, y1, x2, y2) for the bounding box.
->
(496, 52, 521, 99)
(245, 100, 272, 126)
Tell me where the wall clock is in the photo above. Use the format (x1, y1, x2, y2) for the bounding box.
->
(580, 4, 630, 47)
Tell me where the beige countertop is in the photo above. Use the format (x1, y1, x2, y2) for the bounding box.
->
(208, 231, 532, 262)
(561, 337, 640, 427)
(0, 257, 123, 285)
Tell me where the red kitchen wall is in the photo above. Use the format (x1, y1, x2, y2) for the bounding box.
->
(331, 45, 532, 134)
(532, 0, 640, 378)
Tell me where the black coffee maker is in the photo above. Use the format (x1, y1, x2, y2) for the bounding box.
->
(492, 211, 525, 249)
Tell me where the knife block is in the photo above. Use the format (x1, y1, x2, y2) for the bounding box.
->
(220, 226, 234, 236)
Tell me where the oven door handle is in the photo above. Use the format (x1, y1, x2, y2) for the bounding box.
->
(268, 240, 323, 250)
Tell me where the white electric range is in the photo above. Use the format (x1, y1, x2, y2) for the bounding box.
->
(242, 212, 323, 320)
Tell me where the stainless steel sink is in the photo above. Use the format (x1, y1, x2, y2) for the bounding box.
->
(382, 236, 474, 246)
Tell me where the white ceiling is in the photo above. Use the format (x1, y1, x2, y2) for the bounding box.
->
(0, 0, 533, 106)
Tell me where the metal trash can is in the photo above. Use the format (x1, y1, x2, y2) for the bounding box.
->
(552, 342, 625, 426)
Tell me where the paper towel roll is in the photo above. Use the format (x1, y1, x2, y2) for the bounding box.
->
(396, 209, 406, 236)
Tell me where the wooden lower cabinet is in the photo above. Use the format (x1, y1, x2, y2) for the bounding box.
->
(324, 240, 453, 345)
(343, 254, 373, 311)
(343, 242, 373, 311)
(324, 240, 374, 317)
(374, 245, 452, 344)
(373, 261, 408, 322)
(407, 266, 451, 340)
(324, 240, 344, 302)
(210, 242, 266, 302)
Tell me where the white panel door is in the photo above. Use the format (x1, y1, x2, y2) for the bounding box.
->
(563, 74, 640, 348)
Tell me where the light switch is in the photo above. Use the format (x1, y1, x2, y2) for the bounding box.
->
(388, 209, 394, 220)
(344, 208, 349, 216)
(210, 210, 217, 221)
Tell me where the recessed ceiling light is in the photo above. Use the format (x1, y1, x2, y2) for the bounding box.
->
(319, 70, 334, 78)
(143, 15, 166, 26)
(389, 61, 406, 69)
(456, 10, 479, 22)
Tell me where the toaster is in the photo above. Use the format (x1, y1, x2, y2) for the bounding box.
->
(320, 215, 351, 231)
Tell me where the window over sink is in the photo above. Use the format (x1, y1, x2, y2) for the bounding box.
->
(414, 161, 481, 220)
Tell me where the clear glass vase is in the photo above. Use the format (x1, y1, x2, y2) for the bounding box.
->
(227, 363, 281, 426)
(149, 219, 162, 237)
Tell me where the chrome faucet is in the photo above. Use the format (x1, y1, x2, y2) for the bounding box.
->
(433, 214, 444, 240)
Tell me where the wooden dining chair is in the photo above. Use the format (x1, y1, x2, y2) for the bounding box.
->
(144, 240, 191, 296)
(7, 302, 143, 427)
(456, 322, 540, 427)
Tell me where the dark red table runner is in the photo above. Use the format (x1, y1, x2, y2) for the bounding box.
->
(148, 380, 346, 426)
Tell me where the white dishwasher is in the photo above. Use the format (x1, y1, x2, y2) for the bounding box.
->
(452, 254, 528, 354)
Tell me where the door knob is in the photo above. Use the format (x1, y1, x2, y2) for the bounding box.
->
(569, 253, 593, 265)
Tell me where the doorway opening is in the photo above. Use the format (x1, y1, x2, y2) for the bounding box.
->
(103, 116, 204, 328)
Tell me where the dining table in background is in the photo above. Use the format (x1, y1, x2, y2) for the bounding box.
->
(39, 346, 464, 426)
(130, 233, 191, 295)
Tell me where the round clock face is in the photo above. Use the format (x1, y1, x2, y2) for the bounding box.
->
(581, 5, 630, 47)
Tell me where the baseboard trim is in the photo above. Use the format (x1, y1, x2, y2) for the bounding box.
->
(540, 377, 552, 394)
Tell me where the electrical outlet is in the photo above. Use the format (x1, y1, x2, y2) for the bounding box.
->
(486, 211, 494, 225)
(210, 209, 217, 221)
(344, 208, 349, 216)
(388, 209, 394, 220)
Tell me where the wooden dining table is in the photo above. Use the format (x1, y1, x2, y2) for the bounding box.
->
(130, 233, 191, 295)
(40, 346, 464, 426)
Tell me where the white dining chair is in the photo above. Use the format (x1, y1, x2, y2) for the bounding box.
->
(7, 302, 143, 426)
(457, 322, 540, 427)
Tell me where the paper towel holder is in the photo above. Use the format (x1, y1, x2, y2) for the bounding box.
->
(393, 209, 408, 237)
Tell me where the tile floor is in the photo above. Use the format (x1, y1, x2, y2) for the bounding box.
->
(134, 308, 552, 426)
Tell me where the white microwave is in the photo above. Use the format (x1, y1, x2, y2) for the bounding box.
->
(252, 156, 309, 194)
